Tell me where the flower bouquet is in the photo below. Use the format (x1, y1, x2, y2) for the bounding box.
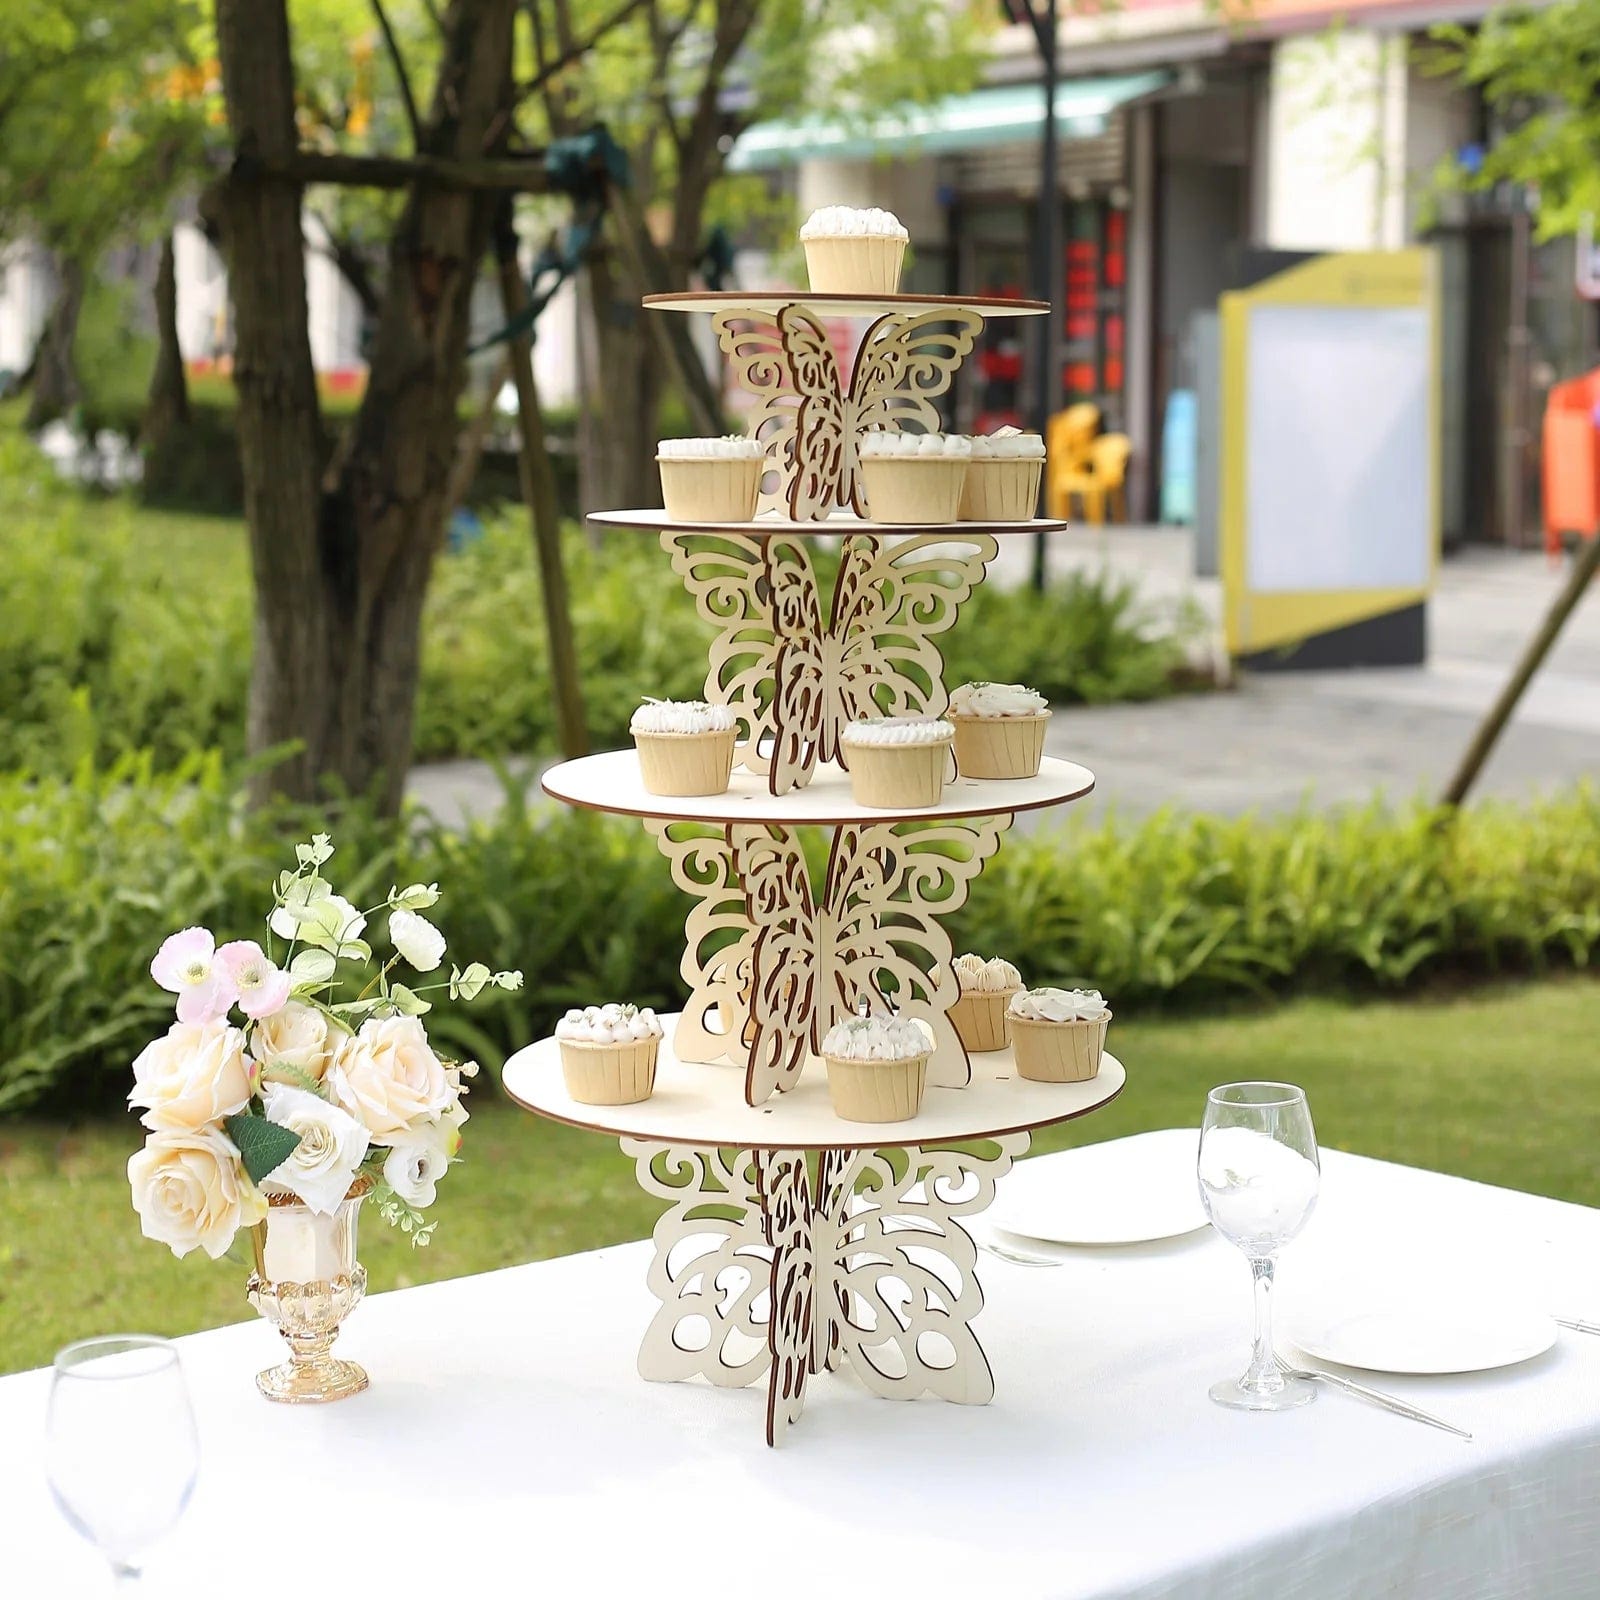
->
(127, 832, 521, 1400)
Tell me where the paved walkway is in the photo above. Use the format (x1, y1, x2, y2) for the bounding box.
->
(407, 529, 1600, 826)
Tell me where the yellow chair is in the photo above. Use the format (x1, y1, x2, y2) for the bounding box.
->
(1055, 433, 1131, 525)
(1045, 404, 1100, 519)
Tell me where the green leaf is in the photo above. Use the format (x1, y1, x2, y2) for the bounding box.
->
(289, 948, 337, 983)
(224, 1112, 302, 1187)
(390, 982, 431, 1016)
(451, 961, 490, 1001)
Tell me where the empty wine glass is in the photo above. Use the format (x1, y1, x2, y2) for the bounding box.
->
(1198, 1083, 1321, 1411)
(47, 1335, 199, 1587)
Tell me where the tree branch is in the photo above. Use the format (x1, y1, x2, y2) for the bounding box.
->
(240, 147, 556, 191)
(516, 0, 651, 102)
(368, 0, 424, 149)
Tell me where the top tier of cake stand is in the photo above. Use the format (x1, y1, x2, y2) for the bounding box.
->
(589, 508, 1070, 537)
(643, 291, 1049, 318)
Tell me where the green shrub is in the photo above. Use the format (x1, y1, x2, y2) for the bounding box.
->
(0, 482, 1198, 774)
(2, 761, 1595, 1117)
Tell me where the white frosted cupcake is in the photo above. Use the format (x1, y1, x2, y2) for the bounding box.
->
(858, 432, 972, 524)
(657, 436, 765, 523)
(948, 953, 1024, 1054)
(799, 205, 908, 296)
(630, 699, 738, 796)
(948, 681, 1051, 780)
(820, 1012, 931, 1123)
(557, 1003, 664, 1105)
(962, 427, 1046, 522)
(839, 715, 954, 809)
(1006, 988, 1111, 1083)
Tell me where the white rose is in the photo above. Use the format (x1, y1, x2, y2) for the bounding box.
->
(250, 1001, 339, 1086)
(128, 1124, 268, 1259)
(388, 908, 446, 973)
(329, 1015, 452, 1144)
(382, 1129, 452, 1209)
(260, 1083, 371, 1215)
(128, 1020, 253, 1133)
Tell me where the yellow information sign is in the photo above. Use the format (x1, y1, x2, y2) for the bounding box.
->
(1219, 249, 1440, 659)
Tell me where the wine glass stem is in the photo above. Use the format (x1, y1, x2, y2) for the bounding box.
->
(112, 1561, 142, 1588)
(1246, 1255, 1279, 1391)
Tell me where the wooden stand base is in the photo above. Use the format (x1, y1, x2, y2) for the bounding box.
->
(624, 1133, 1029, 1446)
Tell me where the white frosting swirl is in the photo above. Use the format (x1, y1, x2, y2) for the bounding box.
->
(799, 206, 908, 242)
(971, 427, 1046, 461)
(1008, 987, 1110, 1024)
(631, 699, 737, 735)
(839, 715, 954, 749)
(859, 432, 973, 460)
(948, 681, 1049, 718)
(953, 953, 1023, 994)
(657, 435, 766, 460)
(820, 1012, 930, 1062)
(557, 1003, 664, 1045)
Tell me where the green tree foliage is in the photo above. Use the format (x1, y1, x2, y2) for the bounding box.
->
(1432, 1, 1600, 237)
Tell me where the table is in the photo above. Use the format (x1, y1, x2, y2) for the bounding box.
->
(5, 1148, 1599, 1598)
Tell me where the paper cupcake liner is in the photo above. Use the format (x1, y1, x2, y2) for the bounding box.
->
(823, 1052, 929, 1123)
(634, 727, 737, 796)
(658, 457, 763, 523)
(859, 457, 968, 525)
(845, 738, 951, 809)
(803, 236, 906, 296)
(951, 712, 1051, 780)
(1009, 1014, 1110, 1083)
(559, 1036, 660, 1104)
(960, 458, 1043, 522)
(949, 988, 1021, 1054)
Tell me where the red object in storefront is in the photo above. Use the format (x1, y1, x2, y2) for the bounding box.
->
(1542, 371, 1600, 556)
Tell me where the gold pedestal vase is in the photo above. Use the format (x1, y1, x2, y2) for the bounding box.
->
(247, 1175, 371, 1403)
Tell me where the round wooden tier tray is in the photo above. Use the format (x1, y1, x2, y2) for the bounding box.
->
(589, 508, 1069, 536)
(541, 751, 1094, 826)
(643, 291, 1048, 317)
(503, 1016, 1124, 1150)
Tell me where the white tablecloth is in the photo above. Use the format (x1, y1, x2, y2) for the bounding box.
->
(4, 1148, 1599, 1599)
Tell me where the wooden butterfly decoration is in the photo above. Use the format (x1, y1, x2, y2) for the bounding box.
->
(713, 304, 981, 520)
(646, 816, 1010, 1106)
(663, 528, 997, 794)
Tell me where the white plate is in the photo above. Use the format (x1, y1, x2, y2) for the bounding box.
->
(986, 1128, 1207, 1246)
(1288, 1296, 1557, 1375)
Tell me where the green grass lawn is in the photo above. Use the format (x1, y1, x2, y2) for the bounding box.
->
(3, 976, 1597, 1376)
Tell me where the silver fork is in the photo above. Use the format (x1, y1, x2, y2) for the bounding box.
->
(1274, 1356, 1472, 1440)
(1557, 1317, 1600, 1336)
(979, 1237, 1062, 1268)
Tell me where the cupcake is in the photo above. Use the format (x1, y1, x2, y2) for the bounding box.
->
(799, 205, 908, 295)
(838, 715, 954, 809)
(948, 953, 1024, 1054)
(556, 1003, 664, 1105)
(858, 432, 973, 524)
(1007, 988, 1111, 1083)
(657, 436, 766, 523)
(948, 681, 1052, 780)
(961, 427, 1046, 522)
(630, 699, 738, 797)
(819, 1012, 931, 1123)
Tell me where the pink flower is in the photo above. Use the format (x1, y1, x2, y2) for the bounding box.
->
(216, 940, 292, 1020)
(150, 927, 239, 1024)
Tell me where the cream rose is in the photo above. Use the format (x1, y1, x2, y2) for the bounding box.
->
(250, 1001, 339, 1086)
(128, 1124, 268, 1260)
(382, 1129, 452, 1209)
(128, 1020, 253, 1133)
(260, 1083, 371, 1214)
(330, 1015, 453, 1144)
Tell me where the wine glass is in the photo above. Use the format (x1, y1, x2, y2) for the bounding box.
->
(1198, 1083, 1321, 1411)
(46, 1335, 199, 1587)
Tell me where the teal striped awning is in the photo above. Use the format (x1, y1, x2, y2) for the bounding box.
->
(727, 72, 1170, 172)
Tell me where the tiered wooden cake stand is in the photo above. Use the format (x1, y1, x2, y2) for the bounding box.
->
(504, 290, 1123, 1445)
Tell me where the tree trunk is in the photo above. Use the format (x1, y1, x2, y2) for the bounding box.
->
(212, 0, 516, 815)
(25, 254, 84, 429)
(140, 233, 190, 451)
(578, 238, 664, 511)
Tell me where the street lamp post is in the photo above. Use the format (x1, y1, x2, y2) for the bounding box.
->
(1025, 0, 1060, 590)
